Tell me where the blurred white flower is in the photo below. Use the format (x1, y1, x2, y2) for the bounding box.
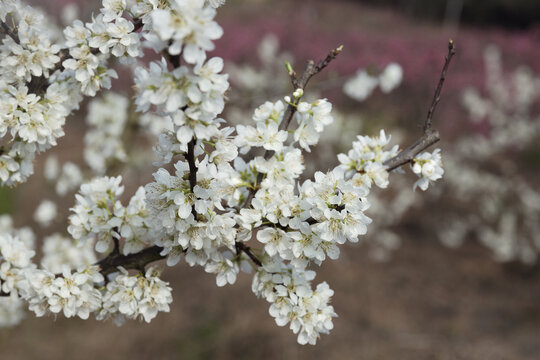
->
(379, 63, 403, 93)
(33, 200, 57, 228)
(343, 70, 379, 101)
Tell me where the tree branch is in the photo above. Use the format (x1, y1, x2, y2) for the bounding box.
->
(0, 21, 20, 43)
(235, 242, 263, 267)
(187, 137, 199, 220)
(383, 40, 456, 171)
(383, 129, 440, 171)
(425, 40, 456, 132)
(96, 245, 165, 276)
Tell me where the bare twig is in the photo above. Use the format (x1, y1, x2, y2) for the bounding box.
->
(424, 40, 456, 132)
(383, 40, 456, 171)
(285, 61, 298, 88)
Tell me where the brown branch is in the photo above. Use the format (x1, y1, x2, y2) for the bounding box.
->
(383, 40, 456, 171)
(96, 245, 165, 276)
(187, 137, 199, 220)
(0, 245, 166, 297)
(0, 21, 20, 43)
(235, 242, 263, 267)
(383, 129, 440, 171)
(425, 40, 456, 132)
(112, 232, 120, 256)
(285, 61, 298, 88)
(279, 45, 343, 132)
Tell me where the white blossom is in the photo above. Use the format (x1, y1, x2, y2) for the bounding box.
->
(149, 0, 223, 65)
(411, 148, 444, 191)
(84, 92, 129, 174)
(24, 266, 104, 319)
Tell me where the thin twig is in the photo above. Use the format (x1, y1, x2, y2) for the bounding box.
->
(424, 40, 456, 132)
(383, 40, 456, 170)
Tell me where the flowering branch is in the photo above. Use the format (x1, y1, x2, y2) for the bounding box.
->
(242, 45, 344, 208)
(0, 0, 453, 346)
(280, 45, 343, 132)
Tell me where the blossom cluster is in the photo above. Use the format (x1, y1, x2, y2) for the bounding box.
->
(0, 223, 172, 326)
(253, 260, 336, 345)
(62, 0, 141, 94)
(0, 0, 142, 186)
(68, 176, 151, 255)
(224, 35, 416, 261)
(337, 130, 399, 189)
(98, 267, 172, 324)
(0, 215, 34, 327)
(41, 233, 96, 274)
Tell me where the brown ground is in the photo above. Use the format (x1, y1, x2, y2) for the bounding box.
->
(2, 233, 540, 360)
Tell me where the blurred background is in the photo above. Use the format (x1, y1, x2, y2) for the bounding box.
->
(2, 0, 540, 359)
